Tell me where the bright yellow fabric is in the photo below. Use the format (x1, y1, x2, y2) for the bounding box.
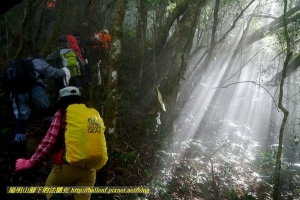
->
(65, 104, 108, 169)
(45, 164, 96, 200)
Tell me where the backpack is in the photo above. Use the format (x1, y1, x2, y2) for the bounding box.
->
(59, 49, 80, 77)
(67, 35, 85, 65)
(64, 104, 108, 169)
(2, 58, 36, 94)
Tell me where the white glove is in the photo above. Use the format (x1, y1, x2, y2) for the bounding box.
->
(94, 33, 99, 40)
(62, 67, 71, 86)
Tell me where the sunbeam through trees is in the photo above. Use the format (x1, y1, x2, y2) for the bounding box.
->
(1, 0, 300, 200)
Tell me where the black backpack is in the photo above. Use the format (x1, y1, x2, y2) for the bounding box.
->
(2, 58, 36, 94)
(74, 36, 87, 59)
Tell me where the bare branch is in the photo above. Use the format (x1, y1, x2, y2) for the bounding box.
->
(216, 81, 279, 112)
(220, 47, 266, 87)
(252, 14, 277, 19)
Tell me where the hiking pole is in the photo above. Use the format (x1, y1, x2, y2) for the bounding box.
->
(97, 59, 101, 85)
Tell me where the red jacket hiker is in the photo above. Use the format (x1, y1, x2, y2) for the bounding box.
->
(67, 35, 85, 65)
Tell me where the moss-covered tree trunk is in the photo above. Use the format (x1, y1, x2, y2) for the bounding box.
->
(154, 0, 206, 130)
(93, 1, 128, 199)
(40, 0, 69, 57)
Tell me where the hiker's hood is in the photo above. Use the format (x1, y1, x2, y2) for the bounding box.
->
(67, 35, 79, 49)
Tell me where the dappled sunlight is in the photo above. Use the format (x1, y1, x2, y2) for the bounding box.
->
(149, 1, 300, 199)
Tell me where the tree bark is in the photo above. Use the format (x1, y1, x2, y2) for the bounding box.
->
(137, 0, 147, 90)
(240, 5, 300, 51)
(155, 0, 189, 53)
(202, 0, 220, 67)
(34, 0, 48, 53)
(93, 1, 128, 199)
(15, 0, 43, 57)
(273, 0, 292, 199)
(139, 0, 206, 141)
(40, 0, 69, 58)
(269, 53, 300, 83)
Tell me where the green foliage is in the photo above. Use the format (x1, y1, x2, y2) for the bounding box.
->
(258, 148, 277, 168)
(116, 85, 140, 121)
(242, 195, 257, 200)
(122, 28, 136, 40)
(220, 0, 235, 7)
(291, 134, 300, 146)
(150, 116, 279, 199)
(256, 145, 300, 199)
(228, 188, 257, 200)
(251, 17, 263, 31)
(115, 151, 138, 165)
(228, 189, 241, 200)
(112, 193, 143, 200)
(0, 128, 11, 136)
(288, 20, 300, 55)
(136, 116, 155, 132)
(256, 148, 276, 183)
(148, 178, 174, 199)
(167, 2, 176, 13)
(146, 0, 169, 8)
(143, 168, 151, 176)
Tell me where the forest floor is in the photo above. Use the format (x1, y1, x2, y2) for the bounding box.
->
(0, 119, 52, 200)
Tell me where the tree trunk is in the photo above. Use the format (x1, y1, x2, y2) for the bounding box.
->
(34, 0, 48, 54)
(40, 0, 69, 58)
(240, 5, 300, 52)
(273, 0, 292, 199)
(138, 0, 206, 142)
(269, 53, 300, 83)
(202, 0, 220, 67)
(137, 0, 147, 90)
(155, 0, 189, 54)
(93, 1, 128, 199)
(15, 0, 43, 57)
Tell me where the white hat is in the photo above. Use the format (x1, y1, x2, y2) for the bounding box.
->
(58, 86, 81, 100)
(103, 29, 109, 34)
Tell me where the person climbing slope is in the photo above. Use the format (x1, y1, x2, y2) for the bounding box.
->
(15, 86, 108, 200)
(2, 55, 70, 144)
